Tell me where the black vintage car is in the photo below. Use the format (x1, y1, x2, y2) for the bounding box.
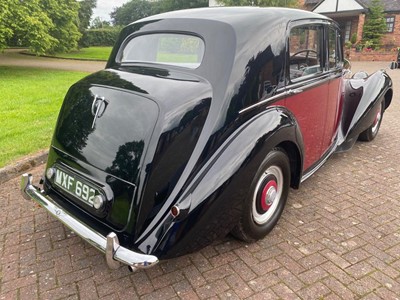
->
(21, 7, 393, 271)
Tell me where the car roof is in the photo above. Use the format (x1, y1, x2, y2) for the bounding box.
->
(115, 7, 334, 91)
(137, 7, 332, 30)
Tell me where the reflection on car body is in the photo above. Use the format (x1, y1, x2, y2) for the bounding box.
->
(21, 7, 393, 271)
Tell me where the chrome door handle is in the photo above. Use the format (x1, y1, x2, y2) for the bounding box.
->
(287, 88, 303, 95)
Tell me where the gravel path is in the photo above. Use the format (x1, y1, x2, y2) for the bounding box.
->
(0, 49, 105, 73)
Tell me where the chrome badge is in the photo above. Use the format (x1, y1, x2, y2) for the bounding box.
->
(91, 95, 108, 129)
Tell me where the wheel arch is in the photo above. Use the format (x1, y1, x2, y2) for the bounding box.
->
(276, 140, 302, 189)
(384, 88, 393, 110)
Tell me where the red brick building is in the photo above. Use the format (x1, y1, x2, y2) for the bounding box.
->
(302, 0, 400, 60)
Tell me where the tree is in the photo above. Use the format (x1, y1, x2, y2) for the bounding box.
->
(1, 0, 55, 53)
(362, 0, 387, 49)
(216, 0, 299, 7)
(78, 0, 97, 32)
(44, 0, 82, 53)
(0, 0, 81, 54)
(157, 0, 209, 12)
(91, 17, 111, 29)
(78, 0, 97, 47)
(111, 0, 155, 26)
(0, 1, 13, 50)
(111, 0, 209, 26)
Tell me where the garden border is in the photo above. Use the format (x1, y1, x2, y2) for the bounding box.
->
(0, 150, 48, 184)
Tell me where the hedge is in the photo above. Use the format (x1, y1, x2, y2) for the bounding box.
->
(80, 28, 121, 47)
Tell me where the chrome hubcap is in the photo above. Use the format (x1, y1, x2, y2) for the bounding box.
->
(265, 186, 277, 206)
(252, 166, 283, 225)
(371, 108, 382, 134)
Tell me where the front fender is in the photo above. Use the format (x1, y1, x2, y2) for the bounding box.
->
(137, 107, 304, 258)
(338, 70, 393, 151)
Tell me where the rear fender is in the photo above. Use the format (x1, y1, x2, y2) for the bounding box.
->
(136, 107, 304, 257)
(338, 70, 393, 151)
(177, 107, 304, 210)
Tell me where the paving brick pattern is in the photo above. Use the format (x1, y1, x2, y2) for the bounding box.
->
(1, 63, 399, 299)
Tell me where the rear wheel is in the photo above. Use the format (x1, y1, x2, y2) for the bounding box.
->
(232, 148, 291, 242)
(358, 101, 384, 142)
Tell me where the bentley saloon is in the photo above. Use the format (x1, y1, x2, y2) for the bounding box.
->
(21, 7, 393, 271)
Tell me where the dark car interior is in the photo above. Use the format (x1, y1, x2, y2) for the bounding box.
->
(289, 25, 322, 80)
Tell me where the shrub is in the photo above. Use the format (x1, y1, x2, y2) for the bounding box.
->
(80, 27, 121, 47)
(350, 33, 357, 45)
(362, 0, 387, 50)
(345, 41, 352, 49)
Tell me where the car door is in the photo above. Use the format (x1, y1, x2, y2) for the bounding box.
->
(284, 22, 330, 171)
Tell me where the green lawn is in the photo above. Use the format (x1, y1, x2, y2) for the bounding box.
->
(53, 46, 112, 61)
(157, 52, 199, 63)
(0, 67, 89, 167)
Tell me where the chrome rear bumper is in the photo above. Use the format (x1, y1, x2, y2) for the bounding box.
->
(20, 173, 158, 270)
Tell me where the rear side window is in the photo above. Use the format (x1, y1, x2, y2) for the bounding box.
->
(120, 33, 205, 69)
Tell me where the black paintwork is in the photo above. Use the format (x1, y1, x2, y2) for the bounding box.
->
(336, 70, 393, 152)
(43, 7, 393, 258)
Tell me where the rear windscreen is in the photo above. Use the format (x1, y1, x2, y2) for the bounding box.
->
(120, 33, 205, 69)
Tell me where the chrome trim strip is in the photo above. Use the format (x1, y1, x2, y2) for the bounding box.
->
(287, 74, 331, 90)
(20, 174, 158, 270)
(239, 92, 286, 114)
(300, 138, 338, 183)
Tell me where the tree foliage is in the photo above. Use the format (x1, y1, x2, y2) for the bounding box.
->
(78, 0, 97, 32)
(1, 0, 54, 53)
(0, 0, 81, 54)
(91, 17, 112, 29)
(111, 0, 154, 26)
(362, 0, 387, 49)
(0, 1, 14, 50)
(111, 0, 209, 26)
(216, 0, 299, 7)
(45, 0, 82, 53)
(78, 0, 97, 47)
(157, 0, 209, 12)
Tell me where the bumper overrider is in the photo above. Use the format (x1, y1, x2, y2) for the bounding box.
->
(20, 173, 158, 271)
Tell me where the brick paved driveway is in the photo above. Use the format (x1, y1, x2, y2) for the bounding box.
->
(1, 62, 399, 299)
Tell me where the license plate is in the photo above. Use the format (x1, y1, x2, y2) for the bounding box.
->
(53, 168, 99, 207)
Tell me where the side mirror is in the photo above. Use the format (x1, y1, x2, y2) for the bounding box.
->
(390, 61, 398, 69)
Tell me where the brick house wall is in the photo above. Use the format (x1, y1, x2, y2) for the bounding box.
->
(350, 12, 400, 61)
(347, 48, 397, 61)
(356, 14, 365, 43)
(301, 0, 400, 61)
(382, 13, 400, 50)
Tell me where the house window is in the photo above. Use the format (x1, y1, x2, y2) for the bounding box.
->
(344, 21, 351, 41)
(386, 16, 395, 33)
